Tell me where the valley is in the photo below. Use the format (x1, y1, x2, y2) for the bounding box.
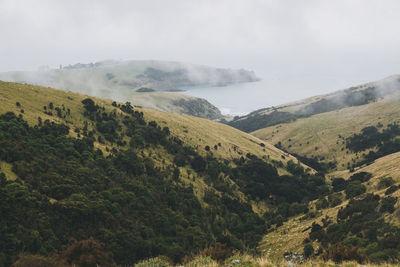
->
(1, 73, 400, 266)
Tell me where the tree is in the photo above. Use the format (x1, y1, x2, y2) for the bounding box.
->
(191, 156, 206, 172)
(345, 181, 366, 199)
(332, 178, 347, 192)
(60, 238, 117, 267)
(12, 253, 67, 267)
(173, 168, 180, 180)
(303, 243, 314, 259)
(380, 197, 397, 213)
(81, 98, 98, 113)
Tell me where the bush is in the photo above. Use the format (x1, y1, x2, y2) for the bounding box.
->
(385, 185, 399, 195)
(380, 196, 397, 213)
(12, 254, 67, 267)
(303, 243, 314, 259)
(185, 256, 218, 267)
(349, 172, 372, 183)
(316, 197, 329, 210)
(134, 257, 172, 267)
(345, 181, 366, 199)
(332, 177, 347, 192)
(60, 238, 117, 267)
(377, 177, 395, 190)
(328, 192, 343, 207)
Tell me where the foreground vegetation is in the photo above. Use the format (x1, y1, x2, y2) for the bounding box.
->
(2, 81, 400, 266)
(12, 252, 400, 267)
(0, 96, 329, 266)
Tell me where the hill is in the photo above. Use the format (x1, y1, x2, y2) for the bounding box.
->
(0, 60, 259, 119)
(251, 80, 400, 172)
(230, 75, 400, 264)
(228, 75, 400, 133)
(0, 81, 331, 266)
(3, 80, 400, 266)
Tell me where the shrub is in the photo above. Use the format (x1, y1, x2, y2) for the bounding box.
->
(377, 177, 395, 189)
(380, 196, 397, 213)
(185, 256, 218, 267)
(134, 257, 172, 267)
(385, 185, 399, 195)
(332, 177, 347, 192)
(345, 181, 366, 199)
(60, 238, 117, 267)
(12, 254, 67, 267)
(303, 243, 314, 259)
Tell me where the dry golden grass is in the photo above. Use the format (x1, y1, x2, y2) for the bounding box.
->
(136, 254, 400, 267)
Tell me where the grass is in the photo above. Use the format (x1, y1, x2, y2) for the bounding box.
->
(134, 254, 400, 267)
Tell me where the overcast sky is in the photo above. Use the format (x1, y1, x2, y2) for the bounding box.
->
(1, 0, 400, 93)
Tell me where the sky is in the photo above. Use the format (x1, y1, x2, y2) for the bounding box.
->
(1, 0, 400, 99)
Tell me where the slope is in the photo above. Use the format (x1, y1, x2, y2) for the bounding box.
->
(0, 80, 298, 169)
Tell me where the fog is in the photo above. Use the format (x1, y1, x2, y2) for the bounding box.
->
(1, 0, 400, 105)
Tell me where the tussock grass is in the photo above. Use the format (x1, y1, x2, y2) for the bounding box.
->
(134, 254, 400, 267)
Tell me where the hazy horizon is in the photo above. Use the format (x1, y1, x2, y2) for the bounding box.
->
(1, 0, 400, 103)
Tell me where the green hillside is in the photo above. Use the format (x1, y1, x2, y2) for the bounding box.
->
(3, 80, 400, 266)
(0, 81, 332, 266)
(252, 90, 400, 172)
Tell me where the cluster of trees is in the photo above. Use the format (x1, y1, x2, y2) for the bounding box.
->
(331, 172, 372, 199)
(14, 97, 400, 265)
(228, 110, 298, 133)
(0, 98, 332, 266)
(42, 102, 71, 118)
(307, 193, 399, 263)
(346, 123, 400, 166)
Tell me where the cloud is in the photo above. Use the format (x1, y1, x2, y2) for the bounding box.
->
(1, 0, 400, 96)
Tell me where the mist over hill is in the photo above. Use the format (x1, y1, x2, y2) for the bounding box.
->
(228, 75, 400, 133)
(0, 60, 258, 120)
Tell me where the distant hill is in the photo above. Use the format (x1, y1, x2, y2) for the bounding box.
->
(0, 60, 259, 119)
(228, 75, 400, 132)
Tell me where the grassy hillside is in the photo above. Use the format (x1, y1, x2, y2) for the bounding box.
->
(0, 81, 297, 169)
(252, 86, 400, 172)
(1, 81, 334, 266)
(257, 153, 400, 263)
(3, 80, 400, 266)
(0, 60, 259, 119)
